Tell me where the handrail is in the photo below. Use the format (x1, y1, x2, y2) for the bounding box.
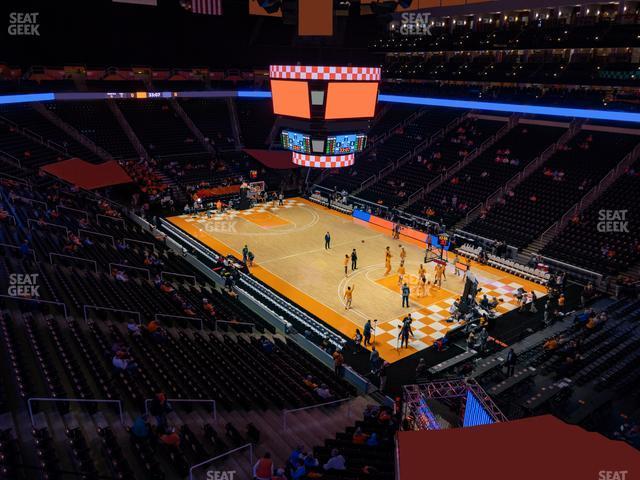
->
(283, 396, 352, 431)
(0, 242, 36, 260)
(109, 262, 151, 280)
(155, 313, 204, 330)
(215, 319, 255, 331)
(0, 294, 68, 318)
(2, 214, 17, 226)
(124, 237, 156, 251)
(160, 271, 196, 284)
(188, 443, 253, 480)
(15, 195, 47, 208)
(96, 214, 125, 226)
(145, 397, 216, 421)
(28, 219, 69, 237)
(83, 304, 142, 324)
(50, 253, 98, 273)
(56, 204, 89, 219)
(28, 397, 124, 425)
(79, 228, 115, 247)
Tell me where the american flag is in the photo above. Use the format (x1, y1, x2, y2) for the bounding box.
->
(190, 0, 222, 15)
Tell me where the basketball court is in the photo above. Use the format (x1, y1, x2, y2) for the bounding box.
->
(168, 198, 547, 362)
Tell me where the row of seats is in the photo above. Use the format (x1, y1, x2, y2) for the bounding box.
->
(407, 123, 565, 227)
(542, 160, 640, 275)
(466, 130, 639, 249)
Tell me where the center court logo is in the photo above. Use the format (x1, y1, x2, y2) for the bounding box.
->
(391, 12, 432, 36)
(8, 12, 40, 36)
(597, 209, 629, 233)
(8, 273, 40, 297)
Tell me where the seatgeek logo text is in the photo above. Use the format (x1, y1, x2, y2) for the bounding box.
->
(8, 12, 40, 36)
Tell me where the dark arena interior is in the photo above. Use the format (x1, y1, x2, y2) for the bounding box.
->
(1, 0, 640, 478)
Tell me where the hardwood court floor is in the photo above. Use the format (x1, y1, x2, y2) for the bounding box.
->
(168, 198, 546, 363)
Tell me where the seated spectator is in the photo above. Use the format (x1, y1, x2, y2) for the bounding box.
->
(323, 448, 346, 471)
(131, 415, 150, 439)
(202, 298, 216, 317)
(303, 452, 319, 469)
(112, 353, 137, 373)
(315, 384, 333, 401)
(127, 322, 141, 336)
(543, 337, 559, 351)
(352, 427, 369, 445)
(160, 427, 180, 449)
(291, 459, 306, 480)
(272, 468, 287, 480)
(288, 446, 304, 469)
(366, 432, 379, 447)
(149, 392, 172, 430)
(303, 375, 318, 390)
(260, 336, 274, 354)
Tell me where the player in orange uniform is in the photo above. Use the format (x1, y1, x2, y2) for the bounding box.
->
(397, 261, 406, 286)
(343, 254, 349, 277)
(384, 247, 392, 275)
(344, 284, 355, 310)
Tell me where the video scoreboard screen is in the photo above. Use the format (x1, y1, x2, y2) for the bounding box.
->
(325, 133, 367, 155)
(281, 130, 312, 153)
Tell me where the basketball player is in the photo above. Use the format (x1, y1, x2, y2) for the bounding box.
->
(434, 264, 443, 287)
(384, 247, 392, 276)
(417, 263, 425, 280)
(397, 261, 406, 286)
(418, 274, 427, 297)
(343, 255, 349, 277)
(425, 280, 433, 297)
(399, 246, 407, 263)
(344, 285, 355, 310)
(453, 254, 461, 276)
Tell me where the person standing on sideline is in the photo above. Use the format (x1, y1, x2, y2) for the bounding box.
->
(505, 348, 517, 376)
(453, 254, 461, 276)
(325, 232, 331, 249)
(278, 192, 284, 206)
(369, 345, 380, 372)
(242, 244, 249, 264)
(379, 361, 389, 392)
(363, 319, 372, 346)
(333, 349, 344, 376)
(401, 282, 411, 308)
(343, 255, 349, 277)
(351, 249, 358, 270)
(344, 285, 355, 310)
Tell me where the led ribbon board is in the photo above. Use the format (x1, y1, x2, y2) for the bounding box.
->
(292, 152, 354, 168)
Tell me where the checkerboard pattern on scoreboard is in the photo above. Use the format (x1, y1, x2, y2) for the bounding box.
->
(179, 198, 307, 223)
(375, 277, 547, 352)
